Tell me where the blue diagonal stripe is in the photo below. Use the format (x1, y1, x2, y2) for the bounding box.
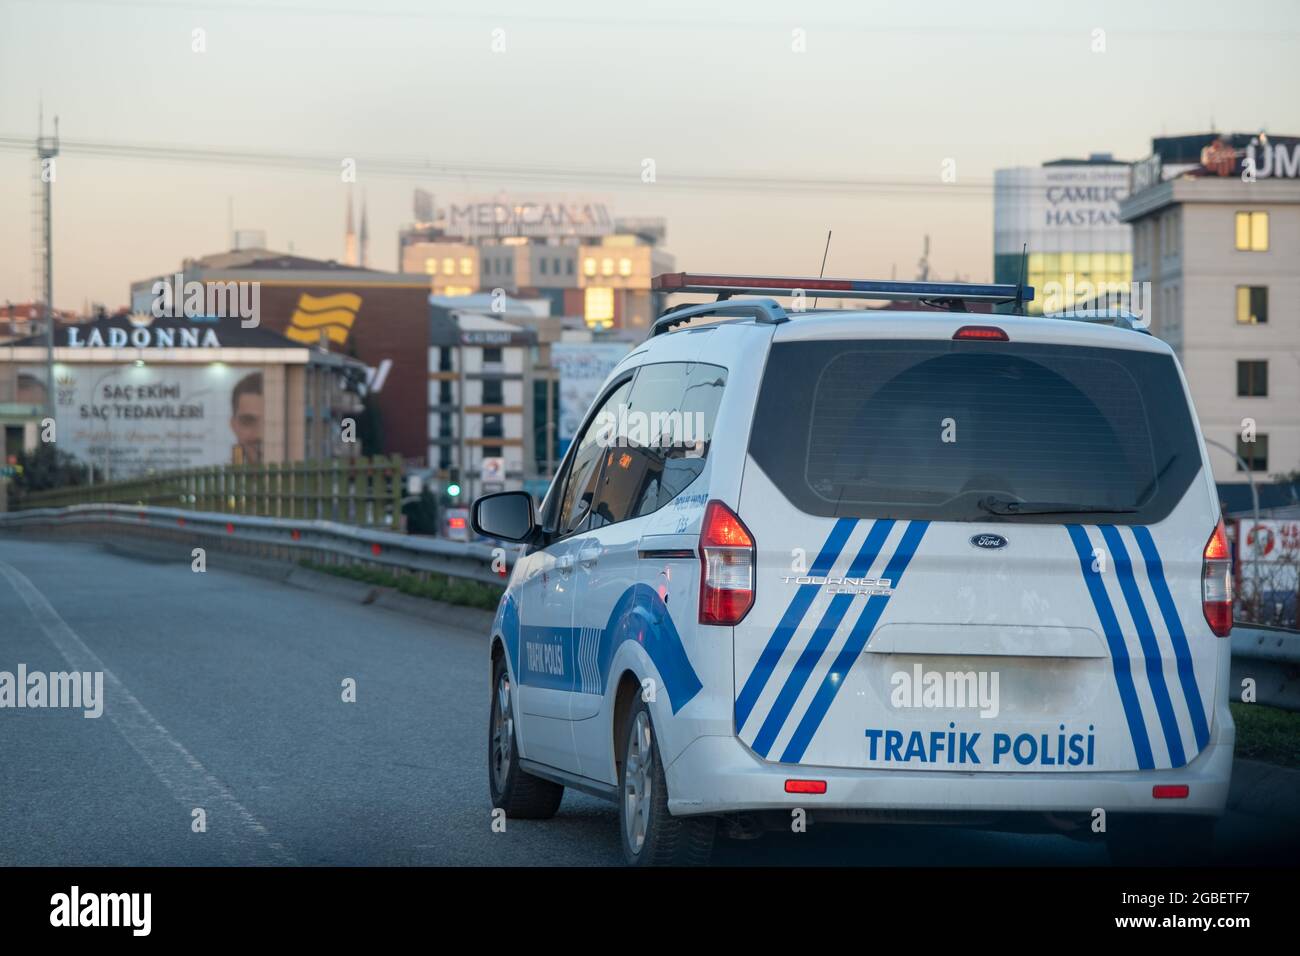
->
(1067, 524, 1155, 770)
(779, 520, 929, 764)
(734, 517, 857, 730)
(750, 519, 895, 758)
(1099, 525, 1185, 767)
(1130, 525, 1210, 753)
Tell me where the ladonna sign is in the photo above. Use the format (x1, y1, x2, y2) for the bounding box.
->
(66, 325, 221, 348)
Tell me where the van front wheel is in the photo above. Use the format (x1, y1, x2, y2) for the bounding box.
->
(618, 698, 714, 866)
(488, 656, 564, 819)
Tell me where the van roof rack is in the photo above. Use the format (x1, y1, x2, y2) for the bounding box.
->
(653, 272, 1033, 312)
(648, 298, 787, 338)
(1048, 310, 1152, 335)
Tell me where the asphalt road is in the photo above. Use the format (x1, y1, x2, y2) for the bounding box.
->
(1, 536, 1297, 867)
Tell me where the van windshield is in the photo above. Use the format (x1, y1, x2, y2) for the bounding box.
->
(749, 339, 1202, 524)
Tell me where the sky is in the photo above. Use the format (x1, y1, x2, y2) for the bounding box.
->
(1, 0, 1298, 311)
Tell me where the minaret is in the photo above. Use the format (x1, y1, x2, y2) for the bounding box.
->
(344, 189, 358, 266)
(359, 192, 370, 268)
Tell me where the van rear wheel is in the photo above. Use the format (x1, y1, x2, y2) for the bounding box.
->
(488, 655, 564, 819)
(618, 697, 714, 866)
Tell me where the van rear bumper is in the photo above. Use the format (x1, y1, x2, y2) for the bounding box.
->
(664, 710, 1234, 819)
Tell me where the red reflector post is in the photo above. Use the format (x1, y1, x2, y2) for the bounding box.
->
(953, 325, 1009, 341)
(785, 779, 827, 794)
(1152, 785, 1189, 799)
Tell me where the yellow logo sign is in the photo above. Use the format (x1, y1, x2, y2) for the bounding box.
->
(285, 292, 362, 345)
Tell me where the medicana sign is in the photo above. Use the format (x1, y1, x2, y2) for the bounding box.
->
(439, 196, 614, 239)
(53, 363, 265, 478)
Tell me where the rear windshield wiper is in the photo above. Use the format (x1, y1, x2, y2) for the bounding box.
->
(977, 496, 1138, 517)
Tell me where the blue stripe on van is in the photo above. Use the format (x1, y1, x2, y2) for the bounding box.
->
(1099, 525, 1186, 767)
(1130, 525, 1211, 752)
(1066, 525, 1155, 770)
(750, 519, 895, 758)
(778, 520, 929, 765)
(734, 518, 857, 730)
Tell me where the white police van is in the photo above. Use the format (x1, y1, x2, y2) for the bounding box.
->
(471, 273, 1234, 866)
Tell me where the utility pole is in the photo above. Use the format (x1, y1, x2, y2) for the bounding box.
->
(36, 113, 60, 425)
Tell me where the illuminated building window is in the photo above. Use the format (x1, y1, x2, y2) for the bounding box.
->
(584, 287, 614, 327)
(1235, 211, 1268, 251)
(1236, 286, 1268, 324)
(424, 258, 438, 275)
(583, 257, 597, 277)
(618, 257, 632, 277)
(443, 285, 473, 297)
(460, 257, 473, 276)
(601, 257, 614, 276)
(442, 257, 456, 275)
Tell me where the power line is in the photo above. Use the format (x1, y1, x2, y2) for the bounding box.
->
(0, 134, 1098, 199)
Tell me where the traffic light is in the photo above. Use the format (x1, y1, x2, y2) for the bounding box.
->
(446, 466, 462, 499)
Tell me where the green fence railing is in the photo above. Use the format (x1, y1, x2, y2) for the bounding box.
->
(15, 455, 405, 528)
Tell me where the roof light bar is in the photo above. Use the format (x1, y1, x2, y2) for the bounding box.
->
(653, 272, 1034, 305)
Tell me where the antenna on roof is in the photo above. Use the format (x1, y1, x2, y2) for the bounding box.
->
(1012, 243, 1028, 316)
(812, 230, 832, 308)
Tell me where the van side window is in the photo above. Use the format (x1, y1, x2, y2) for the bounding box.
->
(589, 361, 727, 529)
(556, 378, 633, 537)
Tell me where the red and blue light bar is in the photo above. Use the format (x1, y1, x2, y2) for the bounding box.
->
(653, 272, 1033, 305)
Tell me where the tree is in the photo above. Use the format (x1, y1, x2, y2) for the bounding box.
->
(12, 444, 92, 495)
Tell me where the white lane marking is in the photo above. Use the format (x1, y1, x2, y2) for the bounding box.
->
(0, 560, 298, 865)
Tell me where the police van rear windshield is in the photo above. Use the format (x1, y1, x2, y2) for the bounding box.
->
(748, 339, 1201, 525)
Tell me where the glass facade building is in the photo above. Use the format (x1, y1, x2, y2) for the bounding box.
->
(993, 158, 1132, 314)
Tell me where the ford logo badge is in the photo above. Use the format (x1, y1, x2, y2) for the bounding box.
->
(970, 533, 1008, 550)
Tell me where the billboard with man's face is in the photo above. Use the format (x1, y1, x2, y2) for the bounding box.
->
(52, 363, 265, 478)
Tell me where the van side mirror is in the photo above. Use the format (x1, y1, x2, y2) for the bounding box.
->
(471, 491, 536, 543)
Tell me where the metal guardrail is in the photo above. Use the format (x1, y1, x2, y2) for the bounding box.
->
(12, 455, 404, 529)
(1231, 623, 1300, 712)
(0, 502, 510, 586)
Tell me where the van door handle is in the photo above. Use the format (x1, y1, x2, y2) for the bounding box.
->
(578, 544, 602, 567)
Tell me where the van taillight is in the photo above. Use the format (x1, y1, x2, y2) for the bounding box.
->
(1202, 519, 1233, 637)
(699, 500, 754, 625)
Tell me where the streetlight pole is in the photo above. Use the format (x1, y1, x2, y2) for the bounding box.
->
(37, 117, 59, 428)
(1204, 437, 1260, 540)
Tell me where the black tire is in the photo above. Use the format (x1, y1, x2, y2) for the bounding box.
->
(1105, 814, 1216, 866)
(488, 655, 564, 820)
(618, 696, 715, 866)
